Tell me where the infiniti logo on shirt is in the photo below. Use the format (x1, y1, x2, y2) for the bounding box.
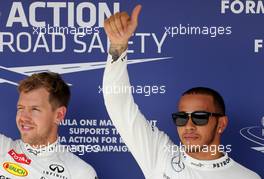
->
(49, 164, 65, 173)
(0, 175, 11, 179)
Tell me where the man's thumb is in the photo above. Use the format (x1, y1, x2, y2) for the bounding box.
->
(131, 5, 142, 25)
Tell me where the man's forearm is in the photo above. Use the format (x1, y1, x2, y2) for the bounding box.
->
(109, 44, 128, 63)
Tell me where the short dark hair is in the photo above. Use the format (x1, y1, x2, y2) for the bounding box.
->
(18, 72, 71, 109)
(181, 87, 225, 115)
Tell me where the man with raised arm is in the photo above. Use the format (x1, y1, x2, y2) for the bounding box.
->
(103, 5, 261, 179)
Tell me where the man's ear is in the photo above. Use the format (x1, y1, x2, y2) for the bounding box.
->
(54, 106, 67, 125)
(218, 116, 228, 134)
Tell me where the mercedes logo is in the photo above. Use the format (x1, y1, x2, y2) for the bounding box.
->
(171, 155, 185, 172)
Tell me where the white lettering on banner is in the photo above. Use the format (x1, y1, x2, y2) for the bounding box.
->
(1, 2, 170, 54)
(79, 119, 97, 126)
(119, 137, 125, 144)
(0, 32, 167, 53)
(221, 0, 264, 14)
(254, 39, 263, 53)
(101, 137, 117, 144)
(0, 33, 66, 53)
(99, 119, 113, 126)
(69, 136, 99, 143)
(59, 136, 67, 143)
(134, 33, 167, 53)
(6, 2, 120, 27)
(58, 119, 157, 153)
(74, 33, 105, 53)
(69, 128, 110, 135)
(98, 145, 129, 152)
(60, 119, 78, 126)
(0, 32, 15, 52)
(50, 144, 130, 154)
(149, 120, 157, 127)
(111, 128, 119, 135)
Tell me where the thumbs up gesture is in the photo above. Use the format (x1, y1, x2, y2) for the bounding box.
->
(104, 5, 142, 47)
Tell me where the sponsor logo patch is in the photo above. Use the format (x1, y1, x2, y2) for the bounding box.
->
(8, 149, 31, 165)
(3, 162, 28, 177)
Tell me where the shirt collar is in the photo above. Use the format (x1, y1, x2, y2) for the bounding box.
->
(182, 151, 233, 170)
(20, 139, 59, 157)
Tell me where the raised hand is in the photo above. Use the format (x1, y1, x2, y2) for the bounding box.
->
(104, 5, 142, 60)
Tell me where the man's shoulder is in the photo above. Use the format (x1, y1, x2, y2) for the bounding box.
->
(58, 148, 97, 176)
(0, 134, 14, 149)
(230, 159, 261, 179)
(0, 134, 13, 142)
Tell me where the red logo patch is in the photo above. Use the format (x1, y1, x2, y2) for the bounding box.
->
(8, 149, 31, 165)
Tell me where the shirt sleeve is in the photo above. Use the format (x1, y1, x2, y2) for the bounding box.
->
(67, 153, 98, 179)
(77, 164, 97, 179)
(103, 51, 175, 177)
(0, 134, 13, 155)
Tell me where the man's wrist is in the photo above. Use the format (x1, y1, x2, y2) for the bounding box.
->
(109, 44, 128, 63)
